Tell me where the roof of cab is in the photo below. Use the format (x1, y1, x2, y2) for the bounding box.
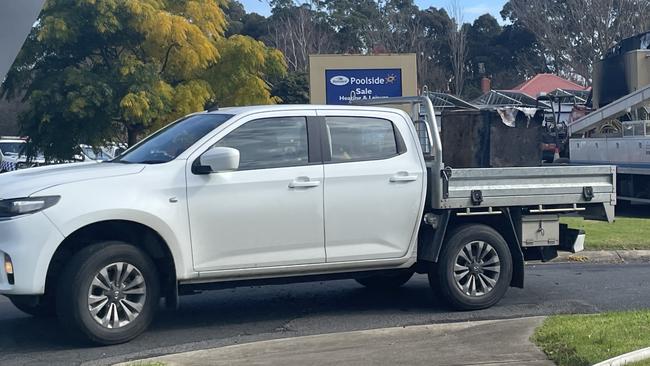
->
(204, 104, 405, 116)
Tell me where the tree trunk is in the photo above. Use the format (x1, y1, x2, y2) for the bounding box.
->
(127, 125, 141, 147)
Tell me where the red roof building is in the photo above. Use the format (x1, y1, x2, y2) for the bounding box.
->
(510, 73, 588, 98)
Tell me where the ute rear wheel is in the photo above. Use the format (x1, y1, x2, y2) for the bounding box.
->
(355, 270, 414, 290)
(56, 241, 160, 345)
(431, 224, 512, 310)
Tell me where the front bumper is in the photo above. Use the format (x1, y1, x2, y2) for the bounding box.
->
(0, 212, 64, 295)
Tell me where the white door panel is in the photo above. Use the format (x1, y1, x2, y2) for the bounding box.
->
(320, 112, 426, 262)
(188, 165, 325, 271)
(186, 112, 326, 272)
(324, 157, 423, 262)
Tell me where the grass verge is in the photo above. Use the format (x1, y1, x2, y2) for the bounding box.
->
(533, 310, 650, 366)
(561, 217, 650, 250)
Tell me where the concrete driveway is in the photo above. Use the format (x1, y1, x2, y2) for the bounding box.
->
(123, 317, 553, 366)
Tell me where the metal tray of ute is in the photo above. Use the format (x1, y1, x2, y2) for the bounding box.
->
(438, 165, 616, 210)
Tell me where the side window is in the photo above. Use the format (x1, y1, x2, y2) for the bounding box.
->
(326, 116, 400, 163)
(215, 117, 309, 170)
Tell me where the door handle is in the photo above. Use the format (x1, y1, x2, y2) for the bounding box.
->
(289, 177, 321, 188)
(390, 172, 418, 183)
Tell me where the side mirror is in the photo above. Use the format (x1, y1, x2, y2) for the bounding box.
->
(196, 147, 240, 174)
(73, 154, 85, 162)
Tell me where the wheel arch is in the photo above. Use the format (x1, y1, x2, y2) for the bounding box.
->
(418, 208, 524, 288)
(45, 220, 178, 305)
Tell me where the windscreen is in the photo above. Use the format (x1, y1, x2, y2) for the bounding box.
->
(116, 114, 233, 164)
(0, 142, 25, 155)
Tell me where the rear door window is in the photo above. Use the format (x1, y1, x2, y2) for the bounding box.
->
(325, 116, 400, 163)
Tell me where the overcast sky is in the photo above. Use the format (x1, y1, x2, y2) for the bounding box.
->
(238, 0, 508, 22)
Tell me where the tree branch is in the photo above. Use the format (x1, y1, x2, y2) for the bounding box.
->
(160, 43, 180, 75)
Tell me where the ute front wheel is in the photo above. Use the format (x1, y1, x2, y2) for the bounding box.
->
(56, 241, 160, 345)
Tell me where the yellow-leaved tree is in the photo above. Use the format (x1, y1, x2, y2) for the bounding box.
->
(2, 0, 287, 156)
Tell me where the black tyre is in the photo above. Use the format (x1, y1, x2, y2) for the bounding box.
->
(9, 295, 56, 318)
(430, 224, 512, 310)
(56, 241, 160, 345)
(355, 270, 414, 289)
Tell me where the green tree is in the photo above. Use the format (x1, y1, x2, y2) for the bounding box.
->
(417, 7, 454, 91)
(271, 71, 310, 104)
(502, 0, 650, 81)
(266, 1, 336, 72)
(461, 13, 547, 98)
(207, 35, 286, 106)
(322, 0, 381, 52)
(2, 0, 286, 158)
(224, 0, 247, 36)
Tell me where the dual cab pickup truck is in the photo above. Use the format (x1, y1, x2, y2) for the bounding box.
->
(0, 97, 616, 345)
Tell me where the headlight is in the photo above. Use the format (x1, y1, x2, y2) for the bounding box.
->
(0, 196, 60, 218)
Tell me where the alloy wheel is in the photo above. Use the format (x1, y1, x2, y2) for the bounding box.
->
(452, 241, 501, 297)
(87, 262, 147, 329)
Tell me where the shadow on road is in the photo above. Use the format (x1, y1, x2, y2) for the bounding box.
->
(0, 280, 446, 359)
(153, 283, 442, 332)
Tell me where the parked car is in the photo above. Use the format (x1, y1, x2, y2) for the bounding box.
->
(0, 137, 47, 173)
(77, 144, 115, 162)
(1, 140, 119, 173)
(0, 99, 615, 345)
(0, 137, 22, 172)
(101, 142, 127, 159)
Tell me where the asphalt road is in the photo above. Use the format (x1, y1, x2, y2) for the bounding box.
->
(1, 262, 649, 366)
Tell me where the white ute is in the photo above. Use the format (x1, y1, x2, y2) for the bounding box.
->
(0, 101, 616, 345)
(0, 0, 617, 346)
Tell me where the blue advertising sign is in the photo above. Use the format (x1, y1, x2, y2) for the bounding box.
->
(325, 68, 402, 105)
